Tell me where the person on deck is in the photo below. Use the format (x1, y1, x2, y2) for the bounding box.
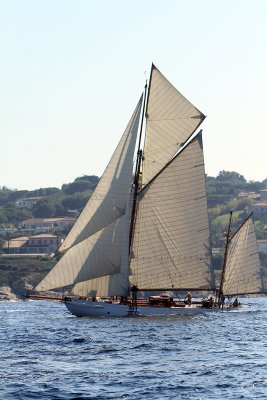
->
(184, 292, 192, 306)
(232, 298, 240, 307)
(220, 294, 225, 309)
(208, 296, 214, 308)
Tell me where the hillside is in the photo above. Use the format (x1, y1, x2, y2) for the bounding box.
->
(0, 170, 267, 300)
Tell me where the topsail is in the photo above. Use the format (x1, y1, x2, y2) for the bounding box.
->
(142, 64, 205, 186)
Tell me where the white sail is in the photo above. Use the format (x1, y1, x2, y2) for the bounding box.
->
(223, 216, 263, 295)
(70, 200, 131, 298)
(71, 272, 129, 298)
(142, 64, 205, 186)
(59, 95, 143, 252)
(130, 132, 213, 290)
(35, 214, 130, 293)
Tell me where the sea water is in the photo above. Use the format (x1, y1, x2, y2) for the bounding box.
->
(0, 298, 266, 399)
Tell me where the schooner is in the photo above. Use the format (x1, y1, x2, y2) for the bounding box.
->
(29, 64, 264, 317)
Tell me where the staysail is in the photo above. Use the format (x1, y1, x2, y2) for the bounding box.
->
(59, 95, 143, 252)
(35, 213, 130, 295)
(130, 132, 214, 290)
(142, 64, 205, 186)
(35, 95, 142, 295)
(222, 215, 263, 295)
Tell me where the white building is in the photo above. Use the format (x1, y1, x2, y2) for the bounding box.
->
(18, 217, 76, 231)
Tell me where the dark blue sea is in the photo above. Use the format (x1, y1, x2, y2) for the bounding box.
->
(0, 298, 266, 400)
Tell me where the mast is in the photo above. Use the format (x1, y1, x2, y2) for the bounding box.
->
(218, 210, 233, 302)
(129, 81, 148, 254)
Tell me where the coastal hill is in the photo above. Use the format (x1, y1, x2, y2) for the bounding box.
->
(0, 171, 267, 300)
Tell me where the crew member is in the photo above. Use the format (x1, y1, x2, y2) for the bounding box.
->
(184, 292, 192, 306)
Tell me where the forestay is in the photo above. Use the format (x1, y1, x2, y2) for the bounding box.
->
(223, 217, 263, 295)
(130, 133, 213, 290)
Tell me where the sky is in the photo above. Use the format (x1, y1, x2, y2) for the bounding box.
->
(1, 0, 267, 190)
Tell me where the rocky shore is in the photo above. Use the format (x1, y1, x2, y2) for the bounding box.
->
(0, 278, 34, 301)
(0, 256, 57, 301)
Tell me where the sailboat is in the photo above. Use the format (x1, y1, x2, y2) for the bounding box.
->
(29, 64, 264, 317)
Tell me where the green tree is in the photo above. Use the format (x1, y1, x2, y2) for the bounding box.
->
(53, 202, 65, 217)
(7, 190, 29, 202)
(212, 253, 223, 269)
(74, 175, 99, 185)
(246, 181, 265, 192)
(0, 210, 8, 224)
(15, 208, 33, 222)
(259, 252, 267, 270)
(4, 202, 17, 224)
(62, 180, 94, 195)
(44, 187, 61, 196)
(216, 171, 246, 184)
(61, 192, 92, 211)
(32, 198, 56, 218)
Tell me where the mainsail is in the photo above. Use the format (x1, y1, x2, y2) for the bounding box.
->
(222, 215, 263, 295)
(129, 132, 213, 290)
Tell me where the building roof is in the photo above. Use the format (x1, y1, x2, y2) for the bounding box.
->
(257, 240, 267, 243)
(17, 197, 43, 201)
(30, 234, 59, 238)
(238, 192, 260, 199)
(250, 203, 267, 207)
(2, 237, 29, 249)
(21, 217, 76, 223)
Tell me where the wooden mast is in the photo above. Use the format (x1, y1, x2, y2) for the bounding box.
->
(128, 81, 148, 254)
(218, 210, 233, 304)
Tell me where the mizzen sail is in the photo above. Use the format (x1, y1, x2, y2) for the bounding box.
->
(223, 216, 263, 295)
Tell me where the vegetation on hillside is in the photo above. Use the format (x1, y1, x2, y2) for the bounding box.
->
(0, 175, 99, 225)
(0, 170, 267, 294)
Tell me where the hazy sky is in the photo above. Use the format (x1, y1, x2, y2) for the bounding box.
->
(1, 0, 267, 190)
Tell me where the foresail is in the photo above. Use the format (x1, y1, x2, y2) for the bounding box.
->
(35, 214, 130, 293)
(71, 272, 129, 298)
(223, 217, 263, 295)
(142, 64, 205, 186)
(130, 132, 213, 290)
(59, 94, 143, 252)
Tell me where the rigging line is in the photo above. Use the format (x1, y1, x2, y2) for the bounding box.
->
(147, 117, 203, 122)
(229, 212, 253, 241)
